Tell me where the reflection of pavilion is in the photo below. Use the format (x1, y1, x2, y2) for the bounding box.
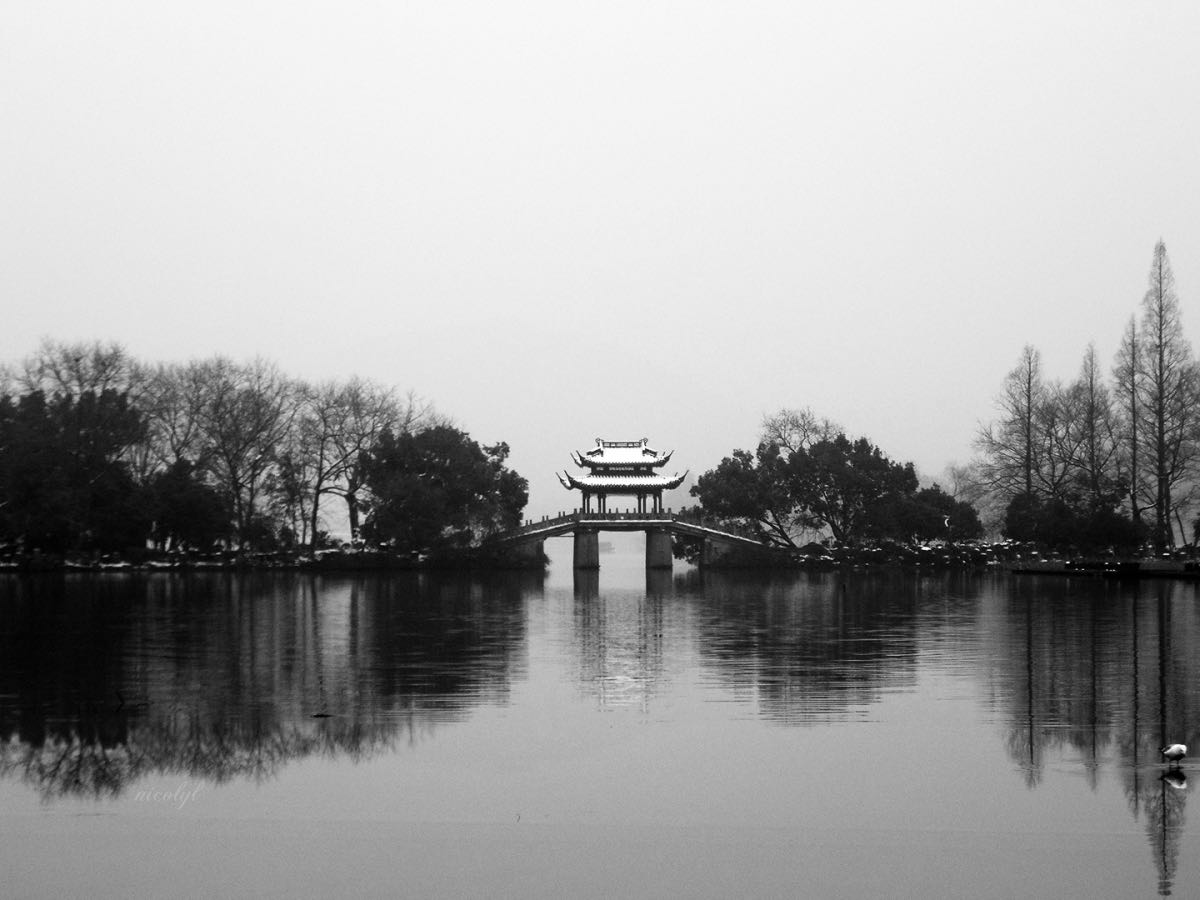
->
(572, 589, 665, 711)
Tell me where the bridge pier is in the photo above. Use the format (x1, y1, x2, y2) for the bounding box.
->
(645, 567, 671, 597)
(573, 567, 599, 599)
(573, 528, 600, 569)
(645, 528, 673, 569)
(504, 511, 766, 572)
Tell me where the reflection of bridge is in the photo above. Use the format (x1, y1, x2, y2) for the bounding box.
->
(504, 510, 767, 569)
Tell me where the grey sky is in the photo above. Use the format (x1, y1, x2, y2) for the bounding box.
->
(4, 2, 1200, 519)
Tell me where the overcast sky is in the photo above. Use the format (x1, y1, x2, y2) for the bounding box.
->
(4, 2, 1200, 519)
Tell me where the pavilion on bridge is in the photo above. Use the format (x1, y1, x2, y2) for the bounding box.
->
(505, 438, 758, 570)
(557, 438, 688, 514)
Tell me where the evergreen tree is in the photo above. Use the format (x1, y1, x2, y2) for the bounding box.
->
(361, 426, 527, 555)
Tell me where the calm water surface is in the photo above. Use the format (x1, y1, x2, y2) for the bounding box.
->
(2, 538, 1200, 898)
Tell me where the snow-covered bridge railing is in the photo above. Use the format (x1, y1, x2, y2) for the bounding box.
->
(500, 509, 767, 569)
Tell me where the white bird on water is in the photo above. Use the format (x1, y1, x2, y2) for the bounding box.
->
(1161, 743, 1187, 767)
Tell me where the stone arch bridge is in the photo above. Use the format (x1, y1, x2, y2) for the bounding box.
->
(502, 510, 769, 569)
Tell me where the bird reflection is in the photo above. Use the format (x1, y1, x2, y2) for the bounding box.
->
(1161, 770, 1188, 791)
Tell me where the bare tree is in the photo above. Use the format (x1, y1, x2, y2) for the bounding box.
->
(15, 338, 140, 398)
(1112, 316, 1146, 528)
(1135, 241, 1199, 547)
(194, 358, 298, 547)
(1066, 343, 1122, 513)
(943, 461, 987, 506)
(1032, 378, 1075, 501)
(290, 381, 438, 547)
(136, 361, 213, 481)
(11, 339, 148, 473)
(975, 345, 1047, 500)
(761, 407, 839, 454)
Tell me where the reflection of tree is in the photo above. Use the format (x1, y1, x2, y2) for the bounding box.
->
(1146, 773, 1187, 896)
(987, 576, 1143, 786)
(684, 570, 947, 724)
(984, 575, 1200, 895)
(1139, 586, 1191, 897)
(0, 713, 403, 801)
(0, 571, 535, 799)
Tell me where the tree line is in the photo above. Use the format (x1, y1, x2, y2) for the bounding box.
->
(0, 341, 527, 559)
(692, 240, 1198, 557)
(9, 239, 1190, 562)
(969, 240, 1197, 553)
(690, 408, 983, 550)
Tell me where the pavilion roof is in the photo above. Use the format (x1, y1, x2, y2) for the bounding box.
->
(572, 438, 673, 469)
(557, 469, 688, 492)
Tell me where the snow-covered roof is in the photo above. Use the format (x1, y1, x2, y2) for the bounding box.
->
(572, 438, 673, 469)
(558, 470, 689, 492)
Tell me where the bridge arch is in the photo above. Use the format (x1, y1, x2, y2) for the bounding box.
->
(503, 510, 767, 570)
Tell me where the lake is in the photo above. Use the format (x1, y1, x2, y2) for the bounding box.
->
(2, 536, 1199, 898)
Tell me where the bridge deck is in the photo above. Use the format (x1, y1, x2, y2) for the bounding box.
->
(505, 511, 765, 548)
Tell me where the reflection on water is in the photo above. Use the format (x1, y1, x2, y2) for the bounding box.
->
(0, 572, 531, 799)
(984, 576, 1200, 894)
(2, 568, 1200, 895)
(689, 570, 930, 724)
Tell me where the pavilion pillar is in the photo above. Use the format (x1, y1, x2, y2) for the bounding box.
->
(574, 528, 600, 569)
(646, 528, 673, 569)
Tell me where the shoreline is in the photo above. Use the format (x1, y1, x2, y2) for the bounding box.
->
(4, 547, 1199, 580)
(1009, 558, 1200, 579)
(0, 548, 548, 574)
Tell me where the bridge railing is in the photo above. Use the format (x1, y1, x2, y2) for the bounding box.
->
(669, 509, 764, 543)
(509, 508, 765, 544)
(510, 509, 674, 536)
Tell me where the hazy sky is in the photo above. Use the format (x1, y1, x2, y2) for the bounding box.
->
(5, 2, 1200, 519)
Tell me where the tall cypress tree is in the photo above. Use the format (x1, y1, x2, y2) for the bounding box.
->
(1135, 240, 1198, 548)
